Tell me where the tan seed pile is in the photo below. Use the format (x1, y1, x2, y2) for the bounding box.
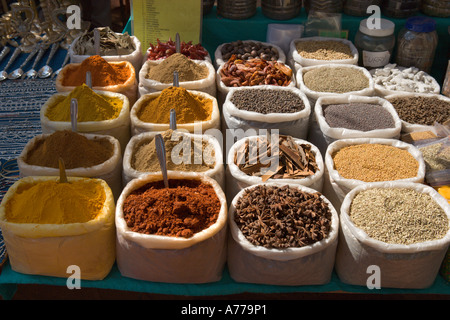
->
(303, 66, 369, 93)
(296, 40, 354, 61)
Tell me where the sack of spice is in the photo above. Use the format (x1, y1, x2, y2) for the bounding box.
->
(40, 85, 131, 153)
(0, 176, 116, 280)
(17, 131, 123, 200)
(418, 137, 450, 187)
(323, 138, 426, 209)
(115, 172, 227, 283)
(228, 183, 339, 285)
(130, 87, 220, 136)
(385, 92, 450, 134)
(55, 55, 138, 105)
(313, 95, 402, 155)
(287, 37, 358, 73)
(138, 53, 217, 98)
(69, 27, 144, 76)
(122, 130, 224, 189)
(222, 86, 311, 140)
(336, 181, 450, 289)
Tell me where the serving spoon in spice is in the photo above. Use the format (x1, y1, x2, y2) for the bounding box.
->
(170, 108, 177, 130)
(86, 71, 92, 88)
(70, 98, 78, 132)
(155, 134, 169, 188)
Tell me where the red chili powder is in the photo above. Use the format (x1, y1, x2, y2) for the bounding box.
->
(122, 179, 221, 238)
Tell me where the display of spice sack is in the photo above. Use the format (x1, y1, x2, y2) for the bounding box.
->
(336, 181, 450, 289)
(115, 173, 227, 283)
(287, 37, 358, 72)
(17, 131, 123, 200)
(0, 176, 116, 280)
(385, 93, 450, 134)
(55, 55, 138, 104)
(145, 38, 211, 63)
(130, 86, 220, 136)
(313, 95, 402, 154)
(323, 138, 426, 208)
(213, 40, 286, 68)
(69, 27, 144, 75)
(122, 129, 224, 189)
(222, 86, 311, 140)
(138, 53, 216, 97)
(228, 183, 339, 286)
(226, 135, 324, 201)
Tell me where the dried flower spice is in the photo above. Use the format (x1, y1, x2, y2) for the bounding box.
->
(235, 135, 319, 182)
(234, 185, 332, 249)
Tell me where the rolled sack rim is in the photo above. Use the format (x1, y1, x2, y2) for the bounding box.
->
(0, 176, 115, 238)
(228, 182, 339, 261)
(115, 172, 228, 250)
(340, 181, 450, 253)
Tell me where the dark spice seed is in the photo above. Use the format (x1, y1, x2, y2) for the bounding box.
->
(231, 89, 305, 114)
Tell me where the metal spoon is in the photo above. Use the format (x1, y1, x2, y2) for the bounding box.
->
(155, 134, 169, 188)
(175, 32, 181, 53)
(0, 46, 11, 64)
(0, 47, 22, 81)
(23, 45, 46, 79)
(170, 109, 177, 130)
(51, 49, 70, 79)
(173, 70, 179, 87)
(86, 71, 92, 88)
(58, 157, 68, 183)
(70, 98, 78, 132)
(8, 46, 38, 80)
(37, 42, 59, 78)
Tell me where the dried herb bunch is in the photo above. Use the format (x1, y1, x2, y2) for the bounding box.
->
(234, 185, 332, 249)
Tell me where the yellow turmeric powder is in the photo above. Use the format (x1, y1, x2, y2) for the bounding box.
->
(46, 84, 123, 122)
(5, 179, 106, 224)
(138, 86, 212, 124)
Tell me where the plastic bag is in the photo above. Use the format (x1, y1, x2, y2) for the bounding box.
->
(418, 137, 450, 187)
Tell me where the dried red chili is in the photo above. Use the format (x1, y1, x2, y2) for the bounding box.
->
(122, 179, 221, 238)
(147, 38, 209, 61)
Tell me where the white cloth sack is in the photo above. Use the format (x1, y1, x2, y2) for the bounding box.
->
(227, 182, 339, 285)
(336, 181, 450, 289)
(115, 172, 228, 283)
(138, 59, 217, 98)
(222, 86, 311, 140)
(17, 133, 123, 200)
(130, 89, 221, 136)
(69, 35, 143, 76)
(0, 176, 116, 280)
(122, 130, 225, 190)
(226, 136, 325, 201)
(40, 90, 131, 154)
(384, 93, 450, 134)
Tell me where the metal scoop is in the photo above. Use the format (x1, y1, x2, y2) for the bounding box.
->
(155, 134, 169, 188)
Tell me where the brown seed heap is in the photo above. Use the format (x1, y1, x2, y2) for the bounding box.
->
(234, 185, 332, 249)
(235, 135, 319, 182)
(221, 40, 280, 62)
(295, 40, 354, 61)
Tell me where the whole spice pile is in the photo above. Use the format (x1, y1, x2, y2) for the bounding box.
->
(122, 179, 221, 238)
(387, 95, 450, 126)
(332, 143, 419, 182)
(220, 55, 292, 87)
(137, 86, 212, 124)
(146, 53, 209, 83)
(235, 135, 319, 181)
(132, 129, 215, 173)
(303, 66, 369, 93)
(230, 89, 305, 114)
(420, 142, 450, 171)
(72, 27, 135, 56)
(349, 188, 449, 245)
(147, 38, 209, 60)
(323, 103, 395, 131)
(25, 130, 114, 169)
(234, 185, 332, 249)
(221, 40, 279, 62)
(295, 40, 354, 61)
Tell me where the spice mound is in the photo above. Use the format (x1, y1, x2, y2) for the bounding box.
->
(350, 188, 449, 245)
(220, 55, 292, 87)
(323, 103, 395, 131)
(145, 53, 209, 83)
(332, 144, 419, 182)
(137, 86, 212, 124)
(235, 135, 319, 182)
(5, 179, 106, 224)
(72, 27, 135, 56)
(46, 84, 122, 122)
(420, 142, 450, 172)
(62, 55, 131, 87)
(234, 185, 332, 249)
(132, 129, 215, 173)
(295, 40, 354, 61)
(303, 66, 369, 93)
(122, 179, 221, 238)
(230, 89, 305, 114)
(25, 130, 114, 169)
(220, 40, 279, 62)
(387, 95, 450, 126)
(147, 38, 208, 60)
